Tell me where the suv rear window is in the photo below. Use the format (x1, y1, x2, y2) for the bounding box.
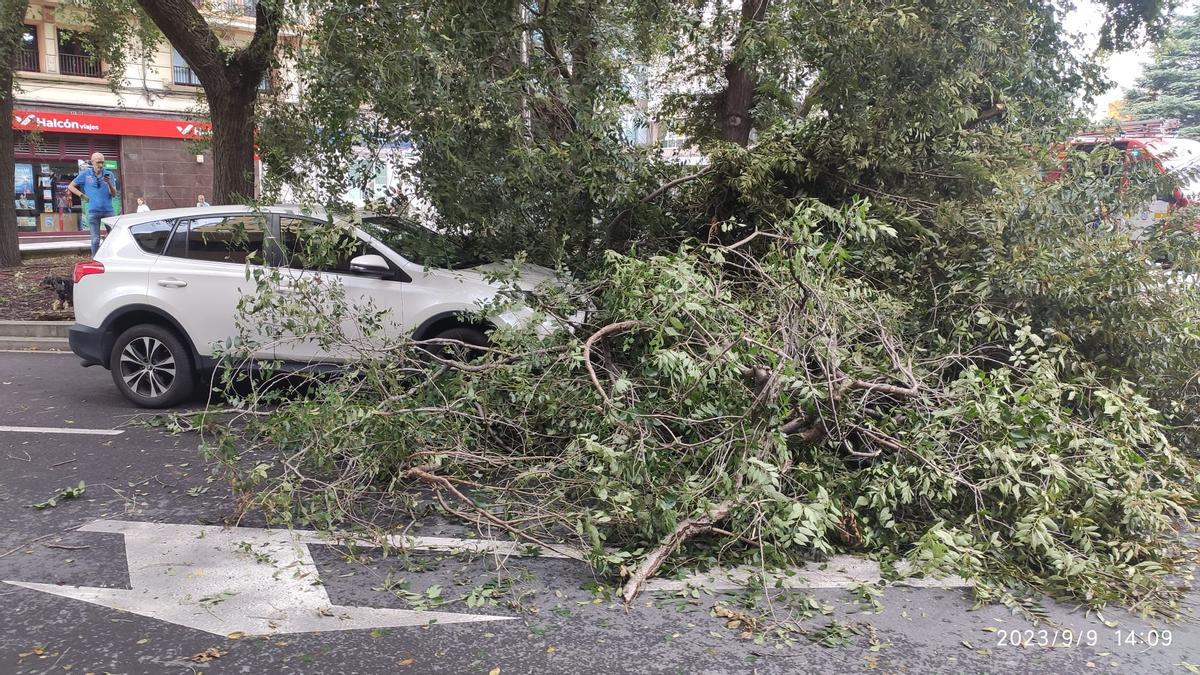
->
(163, 214, 270, 264)
(129, 220, 175, 255)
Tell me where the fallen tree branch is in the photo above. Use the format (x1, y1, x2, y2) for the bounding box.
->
(640, 166, 714, 204)
(849, 379, 919, 398)
(583, 320, 644, 405)
(405, 467, 585, 561)
(780, 411, 825, 441)
(622, 500, 734, 604)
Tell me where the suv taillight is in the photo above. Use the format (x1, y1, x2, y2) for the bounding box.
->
(73, 261, 105, 284)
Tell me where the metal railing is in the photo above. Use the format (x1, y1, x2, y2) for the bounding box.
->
(173, 65, 203, 86)
(174, 65, 271, 92)
(18, 49, 37, 72)
(59, 53, 101, 78)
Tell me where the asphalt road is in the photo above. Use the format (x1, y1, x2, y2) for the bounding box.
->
(1, 350, 1197, 674)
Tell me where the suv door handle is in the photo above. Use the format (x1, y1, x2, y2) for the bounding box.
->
(156, 279, 188, 288)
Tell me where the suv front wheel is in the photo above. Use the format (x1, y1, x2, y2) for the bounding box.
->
(110, 324, 196, 408)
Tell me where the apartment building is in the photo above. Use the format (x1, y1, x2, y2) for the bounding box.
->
(12, 0, 274, 236)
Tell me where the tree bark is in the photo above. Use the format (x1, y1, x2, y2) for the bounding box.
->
(209, 91, 258, 202)
(0, 0, 30, 268)
(621, 500, 734, 604)
(134, 0, 279, 203)
(718, 0, 770, 146)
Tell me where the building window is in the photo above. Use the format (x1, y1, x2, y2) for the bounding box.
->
(172, 48, 202, 86)
(57, 30, 101, 78)
(18, 25, 37, 72)
(199, 0, 257, 17)
(173, 47, 270, 91)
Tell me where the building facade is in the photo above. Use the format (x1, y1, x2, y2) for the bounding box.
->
(12, 1, 273, 236)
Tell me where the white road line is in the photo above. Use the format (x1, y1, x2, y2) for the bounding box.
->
(642, 558, 972, 592)
(0, 350, 71, 354)
(0, 425, 123, 436)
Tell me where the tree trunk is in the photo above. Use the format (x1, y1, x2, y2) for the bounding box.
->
(135, 0, 278, 204)
(0, 0, 30, 268)
(208, 89, 258, 202)
(718, 0, 770, 146)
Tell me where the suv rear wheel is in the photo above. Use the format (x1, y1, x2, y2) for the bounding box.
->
(110, 324, 196, 408)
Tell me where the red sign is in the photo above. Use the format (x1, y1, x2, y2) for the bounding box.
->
(11, 110, 209, 139)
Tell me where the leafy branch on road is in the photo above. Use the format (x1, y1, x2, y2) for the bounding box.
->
(30, 481, 86, 510)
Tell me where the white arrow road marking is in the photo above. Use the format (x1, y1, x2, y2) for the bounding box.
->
(4, 519, 512, 636)
(5, 519, 971, 636)
(0, 425, 124, 436)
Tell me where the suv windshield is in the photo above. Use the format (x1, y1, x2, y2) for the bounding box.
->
(360, 216, 486, 270)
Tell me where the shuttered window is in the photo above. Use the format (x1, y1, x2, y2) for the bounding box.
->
(14, 132, 121, 161)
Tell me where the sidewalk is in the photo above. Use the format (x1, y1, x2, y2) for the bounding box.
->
(19, 236, 91, 258)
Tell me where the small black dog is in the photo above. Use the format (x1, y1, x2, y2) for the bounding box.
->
(41, 275, 74, 310)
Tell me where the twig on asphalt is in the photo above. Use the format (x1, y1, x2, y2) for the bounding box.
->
(43, 645, 70, 674)
(0, 533, 58, 559)
(49, 458, 76, 468)
(44, 543, 90, 551)
(6, 451, 31, 462)
(102, 484, 137, 510)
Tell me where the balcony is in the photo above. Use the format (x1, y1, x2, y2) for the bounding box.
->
(173, 65, 203, 86)
(17, 49, 37, 72)
(59, 53, 101, 78)
(173, 64, 269, 92)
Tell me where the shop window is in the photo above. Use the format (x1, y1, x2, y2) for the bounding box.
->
(18, 25, 37, 72)
(13, 161, 89, 234)
(57, 29, 101, 78)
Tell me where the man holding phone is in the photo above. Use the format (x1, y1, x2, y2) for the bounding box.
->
(68, 152, 118, 256)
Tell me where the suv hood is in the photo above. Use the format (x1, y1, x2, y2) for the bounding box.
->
(456, 261, 565, 291)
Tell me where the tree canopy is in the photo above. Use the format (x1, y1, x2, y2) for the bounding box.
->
(195, 0, 1200, 617)
(1126, 9, 1200, 137)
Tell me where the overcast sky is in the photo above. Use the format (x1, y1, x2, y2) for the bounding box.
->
(1063, 0, 1198, 120)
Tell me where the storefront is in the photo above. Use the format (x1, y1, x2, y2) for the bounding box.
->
(11, 109, 210, 236)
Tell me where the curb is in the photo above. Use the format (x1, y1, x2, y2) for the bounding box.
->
(0, 336, 70, 351)
(0, 320, 71, 338)
(0, 320, 71, 352)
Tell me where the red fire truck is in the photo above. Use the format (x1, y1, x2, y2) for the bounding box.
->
(1064, 119, 1200, 238)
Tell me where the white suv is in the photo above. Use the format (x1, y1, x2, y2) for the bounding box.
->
(70, 205, 559, 408)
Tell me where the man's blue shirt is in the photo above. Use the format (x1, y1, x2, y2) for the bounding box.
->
(72, 169, 118, 213)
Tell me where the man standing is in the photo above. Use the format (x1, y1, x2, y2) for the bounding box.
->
(196, 194, 210, 208)
(68, 152, 118, 256)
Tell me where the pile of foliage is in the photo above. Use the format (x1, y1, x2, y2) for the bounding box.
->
(200, 0, 1200, 615)
(207, 172, 1200, 614)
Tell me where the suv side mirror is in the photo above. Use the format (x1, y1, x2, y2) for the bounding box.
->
(349, 254, 390, 277)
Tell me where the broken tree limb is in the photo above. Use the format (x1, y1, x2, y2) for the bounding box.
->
(583, 320, 644, 405)
(849, 379, 919, 398)
(405, 467, 585, 561)
(639, 166, 714, 204)
(621, 500, 734, 604)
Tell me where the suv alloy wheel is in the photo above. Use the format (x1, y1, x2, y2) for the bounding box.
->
(109, 324, 196, 408)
